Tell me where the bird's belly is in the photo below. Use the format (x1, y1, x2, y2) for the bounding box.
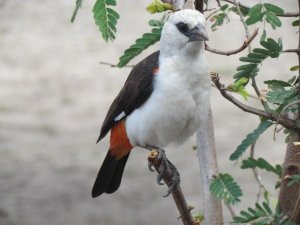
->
(125, 90, 202, 148)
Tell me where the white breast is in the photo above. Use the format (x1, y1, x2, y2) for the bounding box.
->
(126, 50, 210, 148)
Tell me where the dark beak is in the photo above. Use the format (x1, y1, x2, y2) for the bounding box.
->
(188, 25, 209, 42)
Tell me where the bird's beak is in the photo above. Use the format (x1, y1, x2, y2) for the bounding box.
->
(188, 25, 209, 42)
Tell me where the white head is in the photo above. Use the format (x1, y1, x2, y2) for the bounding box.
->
(160, 9, 208, 57)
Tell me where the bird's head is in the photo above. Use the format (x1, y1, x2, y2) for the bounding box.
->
(160, 9, 208, 57)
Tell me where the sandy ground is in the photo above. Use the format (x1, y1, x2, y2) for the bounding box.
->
(0, 0, 298, 225)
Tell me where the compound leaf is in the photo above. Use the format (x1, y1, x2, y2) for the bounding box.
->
(210, 173, 242, 205)
(93, 0, 119, 42)
(230, 120, 273, 161)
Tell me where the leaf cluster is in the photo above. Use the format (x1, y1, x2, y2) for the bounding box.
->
(93, 0, 120, 42)
(233, 202, 295, 225)
(241, 157, 282, 178)
(210, 4, 249, 31)
(226, 77, 249, 100)
(117, 20, 163, 67)
(246, 3, 284, 29)
(210, 4, 229, 31)
(210, 173, 242, 205)
(234, 38, 283, 80)
(262, 78, 298, 118)
(146, 0, 173, 14)
(230, 120, 273, 161)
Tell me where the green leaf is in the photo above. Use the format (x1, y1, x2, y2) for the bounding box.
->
(233, 202, 274, 224)
(210, 173, 242, 205)
(220, 4, 229, 11)
(148, 19, 164, 27)
(231, 6, 249, 16)
(227, 78, 250, 100)
(237, 64, 258, 71)
(253, 48, 270, 56)
(248, 3, 263, 16)
(234, 69, 253, 79)
(93, 0, 119, 42)
(264, 80, 291, 88)
(211, 13, 226, 31)
(146, 0, 173, 14)
(260, 38, 282, 52)
(246, 13, 264, 25)
(117, 27, 162, 67)
(230, 120, 273, 161)
(292, 19, 300, 26)
(237, 89, 250, 100)
(264, 3, 284, 15)
(241, 157, 282, 178)
(265, 12, 282, 28)
(248, 52, 268, 60)
(239, 56, 262, 63)
(71, 0, 83, 23)
(290, 65, 299, 71)
(266, 89, 296, 105)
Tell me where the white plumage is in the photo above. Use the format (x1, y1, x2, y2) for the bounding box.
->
(126, 9, 210, 148)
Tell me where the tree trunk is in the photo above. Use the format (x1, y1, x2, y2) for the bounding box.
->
(196, 109, 223, 225)
(279, 134, 300, 223)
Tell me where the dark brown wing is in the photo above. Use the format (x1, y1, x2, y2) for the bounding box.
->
(96, 51, 160, 143)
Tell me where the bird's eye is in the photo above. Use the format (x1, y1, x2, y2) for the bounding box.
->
(176, 22, 189, 34)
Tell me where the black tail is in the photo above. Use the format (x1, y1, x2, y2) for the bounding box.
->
(91, 151, 130, 198)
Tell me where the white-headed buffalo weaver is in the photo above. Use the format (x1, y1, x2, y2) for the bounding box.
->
(92, 9, 210, 198)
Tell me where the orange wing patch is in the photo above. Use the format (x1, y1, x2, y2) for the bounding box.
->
(109, 120, 133, 160)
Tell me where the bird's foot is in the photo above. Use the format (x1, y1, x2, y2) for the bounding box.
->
(146, 145, 181, 197)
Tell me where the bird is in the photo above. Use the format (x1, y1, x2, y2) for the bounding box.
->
(92, 9, 210, 198)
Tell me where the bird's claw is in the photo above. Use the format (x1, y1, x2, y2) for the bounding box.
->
(163, 159, 180, 197)
(147, 146, 180, 197)
(148, 162, 156, 172)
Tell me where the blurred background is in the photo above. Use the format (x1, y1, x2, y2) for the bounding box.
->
(0, 0, 298, 224)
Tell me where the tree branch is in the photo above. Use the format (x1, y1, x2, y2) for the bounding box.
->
(205, 28, 258, 56)
(148, 150, 196, 225)
(211, 72, 300, 132)
(283, 48, 300, 54)
(221, 0, 300, 17)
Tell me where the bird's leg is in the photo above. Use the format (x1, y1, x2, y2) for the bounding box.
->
(145, 144, 181, 197)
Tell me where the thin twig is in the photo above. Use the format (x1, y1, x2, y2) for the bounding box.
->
(221, 0, 300, 17)
(226, 204, 236, 218)
(148, 150, 195, 225)
(250, 142, 267, 203)
(211, 72, 300, 132)
(232, 0, 250, 51)
(99, 61, 135, 68)
(283, 48, 300, 54)
(205, 28, 259, 56)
